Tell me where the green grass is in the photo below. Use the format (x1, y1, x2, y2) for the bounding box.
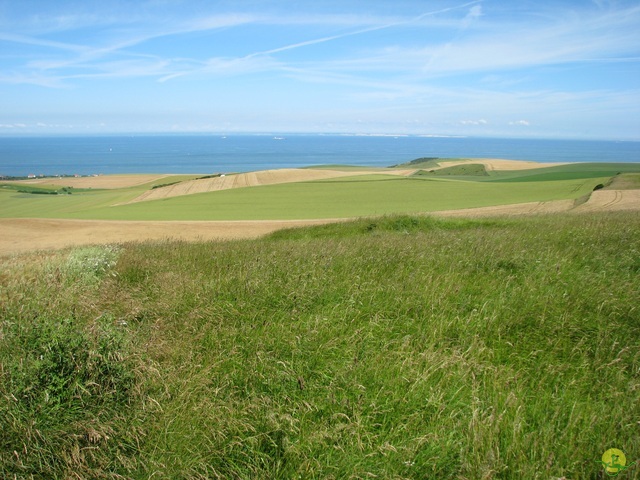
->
(1, 213, 639, 478)
(144, 174, 202, 188)
(0, 173, 604, 220)
(0, 184, 60, 194)
(2, 163, 638, 221)
(0, 174, 201, 216)
(0, 187, 135, 218)
(413, 163, 489, 177)
(0, 246, 138, 478)
(392, 157, 445, 168)
(483, 162, 640, 182)
(0, 184, 94, 195)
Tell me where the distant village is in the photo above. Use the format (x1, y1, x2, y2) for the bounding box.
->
(0, 173, 104, 181)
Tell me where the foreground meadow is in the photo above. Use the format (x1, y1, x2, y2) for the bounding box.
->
(1, 213, 638, 479)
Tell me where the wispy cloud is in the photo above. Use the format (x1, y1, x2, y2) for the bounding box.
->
(0, 32, 86, 52)
(0, 12, 260, 86)
(397, 6, 640, 77)
(1, 2, 489, 88)
(157, 1, 483, 82)
(1, 1, 638, 138)
(261, 3, 482, 56)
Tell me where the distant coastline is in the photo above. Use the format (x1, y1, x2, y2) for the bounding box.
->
(1, 134, 639, 178)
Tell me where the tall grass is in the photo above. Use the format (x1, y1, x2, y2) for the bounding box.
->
(1, 213, 639, 478)
(0, 246, 140, 478)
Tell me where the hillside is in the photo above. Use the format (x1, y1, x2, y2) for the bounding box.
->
(1, 213, 638, 478)
(1, 160, 639, 254)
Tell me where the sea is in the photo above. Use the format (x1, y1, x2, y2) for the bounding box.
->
(1, 134, 639, 178)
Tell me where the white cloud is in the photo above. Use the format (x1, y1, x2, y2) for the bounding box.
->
(179, 13, 258, 33)
(460, 119, 488, 125)
(461, 5, 482, 29)
(355, 4, 640, 79)
(509, 120, 530, 126)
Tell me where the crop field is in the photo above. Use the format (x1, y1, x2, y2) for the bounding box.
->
(1, 160, 639, 254)
(101, 174, 599, 221)
(2, 161, 631, 221)
(126, 168, 415, 204)
(0, 174, 598, 220)
(1, 213, 638, 479)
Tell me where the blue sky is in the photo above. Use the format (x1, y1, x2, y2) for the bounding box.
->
(1, 0, 639, 139)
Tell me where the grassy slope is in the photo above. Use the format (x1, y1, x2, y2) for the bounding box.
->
(1, 213, 639, 479)
(484, 162, 640, 182)
(0, 176, 201, 218)
(608, 173, 640, 189)
(413, 163, 489, 178)
(0, 177, 161, 218)
(0, 173, 603, 220)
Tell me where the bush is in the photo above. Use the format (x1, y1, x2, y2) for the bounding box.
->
(0, 314, 136, 477)
(0, 245, 138, 478)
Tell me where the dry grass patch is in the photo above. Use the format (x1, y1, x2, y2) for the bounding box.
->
(573, 189, 640, 212)
(0, 218, 346, 256)
(606, 173, 640, 190)
(434, 158, 567, 171)
(432, 199, 576, 217)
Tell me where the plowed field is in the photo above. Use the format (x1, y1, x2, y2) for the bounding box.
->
(435, 159, 567, 171)
(126, 168, 415, 204)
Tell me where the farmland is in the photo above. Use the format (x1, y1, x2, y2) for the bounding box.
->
(1, 159, 639, 254)
(1, 158, 640, 478)
(1, 160, 638, 222)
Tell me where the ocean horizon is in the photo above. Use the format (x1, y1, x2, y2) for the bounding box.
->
(1, 134, 639, 178)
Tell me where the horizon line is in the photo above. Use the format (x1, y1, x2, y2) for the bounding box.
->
(0, 131, 639, 142)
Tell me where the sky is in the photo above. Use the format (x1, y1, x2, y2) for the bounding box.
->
(0, 0, 639, 139)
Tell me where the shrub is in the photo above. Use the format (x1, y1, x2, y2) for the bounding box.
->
(0, 315, 136, 477)
(0, 245, 137, 478)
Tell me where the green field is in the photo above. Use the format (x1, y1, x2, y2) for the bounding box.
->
(4, 161, 638, 220)
(1, 213, 638, 478)
(413, 163, 489, 177)
(1, 160, 639, 478)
